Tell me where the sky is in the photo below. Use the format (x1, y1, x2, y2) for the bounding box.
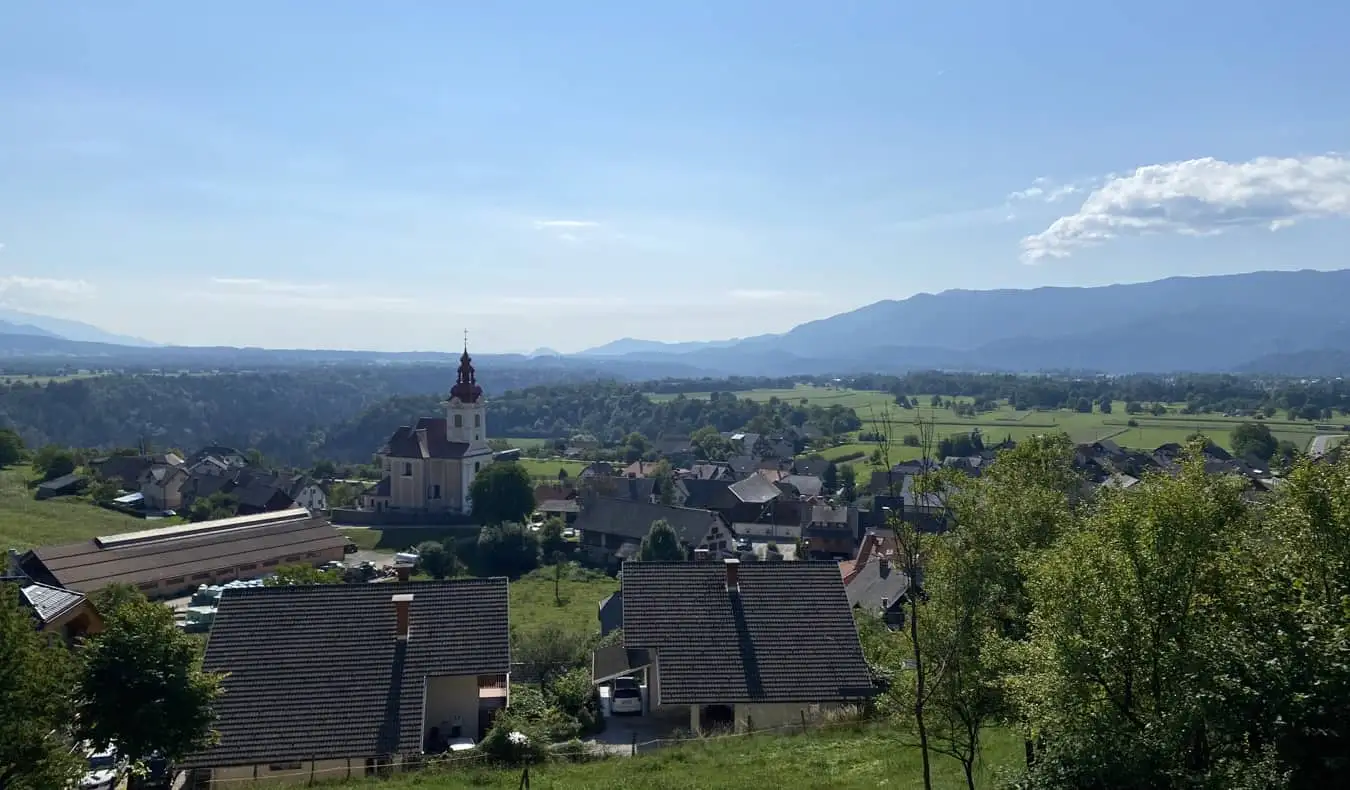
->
(2, 1, 1348, 353)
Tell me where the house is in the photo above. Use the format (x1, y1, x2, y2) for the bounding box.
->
(16, 509, 348, 599)
(233, 472, 328, 516)
(140, 463, 189, 511)
(777, 474, 824, 499)
(572, 498, 732, 561)
(791, 458, 831, 478)
(178, 579, 510, 785)
(4, 576, 104, 643)
(186, 455, 232, 478)
(537, 498, 580, 524)
(578, 462, 616, 480)
(724, 474, 782, 523)
(35, 472, 88, 500)
(686, 463, 735, 482)
(598, 591, 623, 636)
(845, 556, 911, 629)
(91, 452, 184, 491)
(613, 559, 873, 732)
(364, 348, 493, 515)
(804, 505, 858, 557)
(619, 460, 659, 478)
(676, 478, 736, 511)
(189, 445, 249, 470)
(841, 531, 897, 583)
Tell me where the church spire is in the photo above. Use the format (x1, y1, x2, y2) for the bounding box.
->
(450, 332, 482, 403)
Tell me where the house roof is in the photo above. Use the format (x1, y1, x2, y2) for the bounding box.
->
(20, 510, 346, 593)
(180, 579, 510, 768)
(573, 498, 723, 546)
(538, 498, 580, 514)
(677, 478, 737, 510)
(382, 418, 472, 459)
(792, 459, 830, 477)
(622, 561, 873, 705)
(779, 475, 823, 498)
(37, 472, 86, 492)
(728, 474, 781, 505)
(6, 577, 88, 624)
(845, 559, 910, 612)
(591, 645, 652, 684)
(687, 463, 733, 481)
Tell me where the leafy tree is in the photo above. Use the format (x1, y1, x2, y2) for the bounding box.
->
(264, 562, 342, 585)
(839, 464, 857, 502)
(1262, 404, 1278, 418)
(1127, 418, 1139, 428)
(539, 516, 567, 558)
(902, 433, 921, 447)
(1073, 397, 1092, 413)
(1124, 401, 1143, 414)
(0, 428, 23, 467)
(470, 462, 535, 526)
(1273, 439, 1300, 468)
(513, 623, 589, 692)
(475, 522, 540, 576)
(649, 460, 676, 506)
(0, 584, 85, 790)
(637, 519, 686, 562)
(822, 461, 838, 492)
(86, 478, 121, 503)
(690, 426, 731, 462)
(1231, 421, 1278, 461)
(310, 459, 337, 479)
(622, 432, 650, 463)
(327, 481, 358, 509)
(1150, 402, 1167, 416)
(189, 491, 238, 523)
(415, 540, 457, 580)
(77, 594, 223, 766)
(1097, 397, 1112, 414)
(30, 445, 75, 481)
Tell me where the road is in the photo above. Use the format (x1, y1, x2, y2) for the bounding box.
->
(1308, 435, 1346, 458)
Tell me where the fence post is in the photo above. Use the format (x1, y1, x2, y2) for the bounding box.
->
(801, 709, 808, 732)
(518, 766, 530, 790)
(631, 732, 637, 755)
(746, 714, 754, 733)
(309, 754, 316, 785)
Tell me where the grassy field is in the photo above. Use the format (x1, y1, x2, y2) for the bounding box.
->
(517, 458, 590, 481)
(0, 466, 149, 550)
(652, 385, 1342, 459)
(508, 565, 618, 635)
(287, 723, 1021, 789)
(338, 527, 481, 552)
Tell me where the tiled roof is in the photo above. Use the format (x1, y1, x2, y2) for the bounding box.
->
(592, 645, 652, 683)
(791, 459, 830, 478)
(845, 559, 910, 612)
(678, 478, 736, 510)
(7, 578, 87, 624)
(22, 511, 346, 593)
(728, 474, 781, 505)
(574, 498, 723, 546)
(382, 418, 472, 459)
(778, 475, 823, 498)
(538, 498, 580, 514)
(622, 561, 873, 705)
(181, 579, 509, 768)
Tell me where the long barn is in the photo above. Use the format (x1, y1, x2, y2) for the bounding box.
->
(16, 509, 350, 599)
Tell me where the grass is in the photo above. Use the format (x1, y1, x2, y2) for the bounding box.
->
(283, 723, 1022, 789)
(517, 458, 590, 481)
(508, 564, 619, 635)
(337, 527, 481, 553)
(0, 465, 149, 550)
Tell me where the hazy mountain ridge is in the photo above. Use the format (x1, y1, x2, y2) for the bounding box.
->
(0, 307, 157, 347)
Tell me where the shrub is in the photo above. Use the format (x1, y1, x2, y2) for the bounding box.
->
(1127, 418, 1139, 427)
(480, 713, 550, 766)
(832, 451, 866, 464)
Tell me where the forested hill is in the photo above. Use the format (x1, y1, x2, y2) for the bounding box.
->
(0, 371, 863, 465)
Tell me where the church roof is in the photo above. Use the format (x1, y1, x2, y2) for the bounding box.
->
(449, 346, 483, 404)
(381, 418, 472, 459)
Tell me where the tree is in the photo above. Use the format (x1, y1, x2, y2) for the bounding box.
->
(839, 464, 857, 502)
(1074, 397, 1092, 414)
(470, 462, 536, 526)
(1150, 402, 1167, 416)
(622, 432, 649, 463)
(0, 585, 85, 790)
(514, 623, 589, 692)
(310, 459, 337, 479)
(902, 433, 921, 447)
(1124, 401, 1143, 415)
(1231, 421, 1278, 461)
(822, 461, 839, 493)
(690, 426, 731, 462)
(86, 478, 121, 503)
(650, 460, 676, 506)
(188, 491, 238, 522)
(30, 445, 75, 481)
(475, 522, 540, 576)
(638, 519, 686, 562)
(77, 595, 223, 766)
(0, 428, 23, 467)
(327, 481, 358, 509)
(1097, 397, 1112, 414)
(415, 540, 456, 580)
(264, 562, 341, 585)
(540, 517, 567, 558)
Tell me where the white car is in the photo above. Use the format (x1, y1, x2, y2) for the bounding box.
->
(562, 528, 577, 539)
(611, 677, 643, 715)
(80, 746, 119, 790)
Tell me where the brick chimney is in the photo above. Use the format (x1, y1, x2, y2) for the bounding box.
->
(724, 558, 740, 592)
(395, 565, 411, 582)
(392, 593, 414, 640)
(693, 548, 710, 562)
(878, 557, 890, 575)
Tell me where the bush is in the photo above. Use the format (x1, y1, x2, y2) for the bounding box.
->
(832, 451, 865, 464)
(480, 713, 550, 766)
(1127, 418, 1139, 428)
(901, 434, 921, 447)
(550, 668, 604, 735)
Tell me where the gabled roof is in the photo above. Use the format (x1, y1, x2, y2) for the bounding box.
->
(37, 473, 87, 492)
(729, 474, 781, 505)
(382, 418, 472, 459)
(677, 478, 737, 510)
(5, 577, 88, 624)
(845, 559, 910, 612)
(778, 474, 823, 498)
(687, 463, 733, 481)
(622, 561, 872, 704)
(181, 579, 509, 768)
(792, 459, 831, 478)
(573, 498, 723, 546)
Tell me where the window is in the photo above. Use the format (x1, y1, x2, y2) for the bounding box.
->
(268, 762, 302, 772)
(138, 582, 157, 591)
(192, 572, 211, 580)
(164, 576, 185, 586)
(474, 462, 481, 473)
(262, 559, 278, 567)
(474, 414, 481, 427)
(432, 484, 441, 499)
(454, 414, 463, 428)
(238, 563, 256, 571)
(403, 462, 412, 476)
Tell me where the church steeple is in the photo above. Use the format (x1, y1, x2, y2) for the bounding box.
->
(449, 336, 483, 404)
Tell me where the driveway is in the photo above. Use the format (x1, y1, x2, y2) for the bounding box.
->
(1308, 434, 1346, 458)
(584, 713, 685, 756)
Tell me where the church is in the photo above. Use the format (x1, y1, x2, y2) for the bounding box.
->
(361, 347, 494, 515)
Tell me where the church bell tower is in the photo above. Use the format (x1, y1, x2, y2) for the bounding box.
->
(444, 342, 487, 449)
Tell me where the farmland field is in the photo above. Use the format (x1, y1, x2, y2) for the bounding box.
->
(516, 458, 589, 481)
(649, 385, 1341, 460)
(0, 466, 150, 550)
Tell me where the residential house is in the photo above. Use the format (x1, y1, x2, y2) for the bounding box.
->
(365, 349, 493, 515)
(186, 455, 232, 478)
(776, 474, 824, 499)
(179, 579, 510, 785)
(804, 505, 858, 558)
(676, 478, 736, 511)
(578, 461, 616, 480)
(686, 463, 735, 482)
(190, 445, 249, 470)
(614, 560, 874, 732)
(91, 452, 184, 491)
(35, 473, 88, 500)
(845, 556, 911, 629)
(572, 498, 732, 562)
(791, 458, 831, 478)
(724, 473, 782, 523)
(619, 460, 660, 478)
(4, 576, 105, 643)
(140, 463, 189, 511)
(841, 531, 897, 584)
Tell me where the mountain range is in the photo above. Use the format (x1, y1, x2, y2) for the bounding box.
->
(2, 269, 1348, 376)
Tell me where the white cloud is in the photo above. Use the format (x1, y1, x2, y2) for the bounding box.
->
(1021, 154, 1350, 262)
(532, 219, 601, 230)
(1008, 176, 1082, 203)
(0, 275, 95, 303)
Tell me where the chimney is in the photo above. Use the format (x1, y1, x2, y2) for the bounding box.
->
(881, 596, 890, 610)
(395, 565, 411, 582)
(724, 558, 740, 592)
(392, 593, 414, 640)
(878, 557, 890, 574)
(693, 548, 710, 562)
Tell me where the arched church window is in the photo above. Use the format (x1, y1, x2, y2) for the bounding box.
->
(454, 414, 463, 428)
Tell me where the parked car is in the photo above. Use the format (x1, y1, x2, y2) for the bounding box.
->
(611, 677, 643, 715)
(80, 745, 120, 790)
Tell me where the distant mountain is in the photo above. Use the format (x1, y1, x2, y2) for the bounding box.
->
(578, 336, 754, 356)
(583, 269, 1350, 376)
(0, 308, 157, 347)
(0, 319, 61, 339)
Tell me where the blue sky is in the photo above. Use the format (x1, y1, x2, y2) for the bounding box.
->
(2, 1, 1348, 353)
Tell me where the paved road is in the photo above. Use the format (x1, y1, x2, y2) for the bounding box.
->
(1308, 435, 1346, 458)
